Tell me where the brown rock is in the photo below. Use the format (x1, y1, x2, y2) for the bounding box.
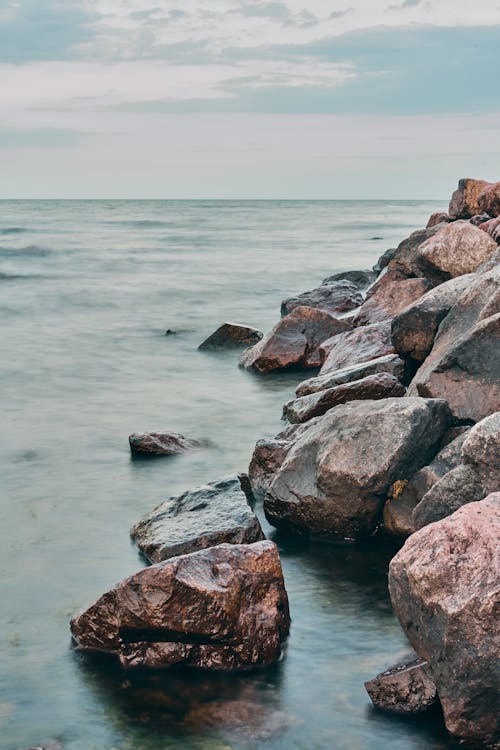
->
(389, 495, 500, 747)
(416, 220, 497, 281)
(387, 224, 445, 277)
(239, 306, 350, 373)
(352, 277, 432, 327)
(365, 654, 437, 714)
(477, 180, 500, 218)
(479, 217, 500, 240)
(281, 280, 362, 316)
(295, 353, 405, 397)
(70, 541, 290, 671)
(320, 320, 395, 374)
(448, 177, 492, 219)
(412, 464, 484, 530)
(426, 212, 451, 228)
(198, 323, 263, 350)
(129, 431, 200, 457)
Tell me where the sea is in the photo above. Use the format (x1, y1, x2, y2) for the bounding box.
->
(0, 199, 459, 750)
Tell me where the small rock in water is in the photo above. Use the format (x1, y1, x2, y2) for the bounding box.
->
(365, 653, 437, 714)
(164, 328, 177, 336)
(129, 431, 200, 457)
(199, 322, 263, 351)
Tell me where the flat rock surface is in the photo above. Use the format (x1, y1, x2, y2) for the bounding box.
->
(129, 431, 200, 456)
(199, 323, 263, 350)
(295, 353, 405, 397)
(281, 280, 362, 316)
(319, 320, 395, 374)
(365, 654, 437, 714)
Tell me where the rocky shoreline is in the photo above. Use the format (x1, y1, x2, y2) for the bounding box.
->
(67, 178, 499, 750)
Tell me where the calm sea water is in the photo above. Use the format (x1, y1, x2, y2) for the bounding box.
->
(0, 200, 458, 750)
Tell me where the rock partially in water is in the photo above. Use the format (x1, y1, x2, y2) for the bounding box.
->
(296, 353, 405, 397)
(389, 494, 500, 747)
(322, 269, 376, 290)
(320, 320, 395, 374)
(281, 280, 362, 316)
(131, 476, 264, 563)
(365, 654, 437, 714)
(240, 306, 350, 373)
(265, 397, 452, 540)
(283, 373, 405, 424)
(448, 177, 492, 219)
(477, 180, 500, 218)
(416, 221, 497, 282)
(183, 697, 292, 741)
(352, 276, 432, 327)
(71, 540, 290, 671)
(199, 323, 263, 351)
(129, 431, 200, 457)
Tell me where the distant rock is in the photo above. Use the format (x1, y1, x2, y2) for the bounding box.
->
(320, 320, 395, 374)
(239, 306, 350, 373)
(352, 276, 432, 327)
(131, 476, 264, 563)
(477, 180, 500, 217)
(199, 323, 263, 351)
(426, 212, 450, 228)
(365, 654, 437, 714)
(389, 495, 500, 747)
(416, 220, 497, 282)
(322, 269, 377, 290)
(71, 541, 290, 671)
(129, 431, 200, 457)
(448, 177, 492, 219)
(296, 353, 405, 397)
(281, 280, 362, 317)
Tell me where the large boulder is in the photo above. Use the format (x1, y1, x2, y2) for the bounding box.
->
(130, 476, 264, 563)
(426, 212, 450, 228)
(296, 353, 405, 397)
(239, 306, 350, 373)
(283, 373, 405, 424)
(129, 431, 200, 457)
(364, 653, 437, 714)
(281, 280, 362, 316)
(265, 397, 452, 540)
(320, 320, 395, 375)
(71, 540, 290, 671)
(352, 277, 432, 327)
(199, 323, 263, 351)
(386, 224, 445, 277)
(477, 180, 500, 218)
(416, 221, 497, 282)
(462, 411, 500, 493)
(322, 269, 376, 290)
(389, 495, 500, 747)
(448, 177, 492, 219)
(479, 217, 500, 241)
(408, 265, 500, 422)
(391, 274, 474, 362)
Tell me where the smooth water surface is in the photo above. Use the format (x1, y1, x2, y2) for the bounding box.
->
(0, 200, 458, 750)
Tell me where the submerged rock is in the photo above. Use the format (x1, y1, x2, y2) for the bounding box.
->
(448, 177, 492, 219)
(71, 540, 290, 671)
(129, 431, 200, 457)
(389, 495, 500, 747)
(281, 280, 362, 316)
(416, 221, 497, 282)
(365, 654, 437, 714)
(320, 320, 395, 374)
(352, 276, 432, 327)
(296, 353, 405, 397)
(131, 476, 265, 563)
(199, 323, 263, 351)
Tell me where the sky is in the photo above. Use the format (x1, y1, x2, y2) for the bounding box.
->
(1, 0, 500, 198)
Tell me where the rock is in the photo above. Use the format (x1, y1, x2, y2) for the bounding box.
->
(322, 269, 377, 290)
(183, 697, 291, 740)
(461, 411, 500, 493)
(386, 224, 444, 277)
(71, 540, 290, 671)
(17, 744, 63, 750)
(479, 217, 500, 241)
(295, 353, 405, 397)
(130, 476, 265, 563)
(239, 306, 350, 373)
(416, 221, 497, 282)
(389, 494, 500, 747)
(283, 373, 405, 424)
(412, 464, 484, 529)
(391, 274, 474, 362)
(469, 213, 492, 226)
(199, 323, 263, 351)
(426, 212, 450, 228)
(408, 265, 500, 421)
(352, 277, 432, 327)
(129, 431, 200, 457)
(448, 177, 492, 219)
(264, 397, 452, 540)
(281, 280, 362, 317)
(373, 247, 397, 272)
(320, 320, 395, 375)
(364, 654, 437, 714)
(365, 268, 409, 297)
(477, 180, 500, 218)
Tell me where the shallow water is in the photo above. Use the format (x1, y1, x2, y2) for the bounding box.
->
(0, 199, 459, 750)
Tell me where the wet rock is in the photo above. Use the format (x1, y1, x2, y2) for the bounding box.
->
(265, 397, 452, 540)
(352, 277, 432, 327)
(426, 212, 450, 228)
(283, 373, 405, 424)
(389, 494, 500, 747)
(296, 353, 405, 397)
(131, 476, 265, 563)
(448, 177, 492, 219)
(412, 464, 484, 529)
(183, 698, 291, 741)
(239, 306, 350, 373)
(416, 221, 497, 282)
(365, 654, 437, 714)
(386, 224, 444, 277)
(322, 269, 377, 290)
(320, 320, 395, 375)
(71, 540, 290, 671)
(391, 274, 474, 362)
(281, 280, 362, 316)
(408, 265, 500, 421)
(373, 247, 397, 272)
(477, 180, 500, 218)
(129, 431, 200, 457)
(199, 323, 263, 351)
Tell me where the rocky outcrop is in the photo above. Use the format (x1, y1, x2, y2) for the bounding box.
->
(265, 397, 451, 540)
(199, 323, 263, 350)
(448, 177, 492, 219)
(283, 373, 405, 424)
(281, 280, 362, 316)
(364, 654, 437, 714)
(239, 306, 350, 373)
(130, 476, 264, 563)
(477, 180, 500, 218)
(320, 320, 395, 374)
(389, 495, 500, 747)
(129, 431, 200, 457)
(426, 212, 450, 228)
(416, 221, 497, 282)
(295, 353, 405, 397)
(391, 274, 474, 362)
(322, 269, 376, 290)
(352, 277, 432, 327)
(71, 541, 290, 671)
(385, 224, 444, 278)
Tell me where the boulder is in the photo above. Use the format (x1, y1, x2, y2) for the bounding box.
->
(448, 177, 492, 219)
(129, 431, 200, 457)
(412, 464, 484, 530)
(426, 212, 450, 228)
(416, 221, 497, 282)
(461, 411, 500, 493)
(295, 354, 405, 397)
(199, 323, 263, 351)
(283, 373, 405, 424)
(373, 247, 397, 272)
(469, 213, 492, 226)
(265, 397, 452, 540)
(479, 217, 500, 241)
(408, 265, 500, 422)
(320, 320, 395, 375)
(281, 280, 362, 316)
(352, 277, 432, 327)
(322, 269, 376, 290)
(477, 180, 500, 218)
(386, 224, 444, 277)
(364, 654, 437, 714)
(389, 495, 500, 747)
(130, 476, 265, 563)
(239, 306, 350, 373)
(391, 274, 474, 362)
(71, 540, 290, 671)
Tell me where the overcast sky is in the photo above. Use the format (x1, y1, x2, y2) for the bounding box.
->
(1, 0, 499, 198)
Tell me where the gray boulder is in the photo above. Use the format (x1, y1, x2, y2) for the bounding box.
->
(320, 320, 395, 375)
(199, 323, 263, 350)
(295, 353, 405, 397)
(281, 280, 362, 316)
(352, 277, 432, 327)
(322, 269, 376, 290)
(129, 431, 200, 457)
(386, 224, 445, 277)
(364, 654, 437, 714)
